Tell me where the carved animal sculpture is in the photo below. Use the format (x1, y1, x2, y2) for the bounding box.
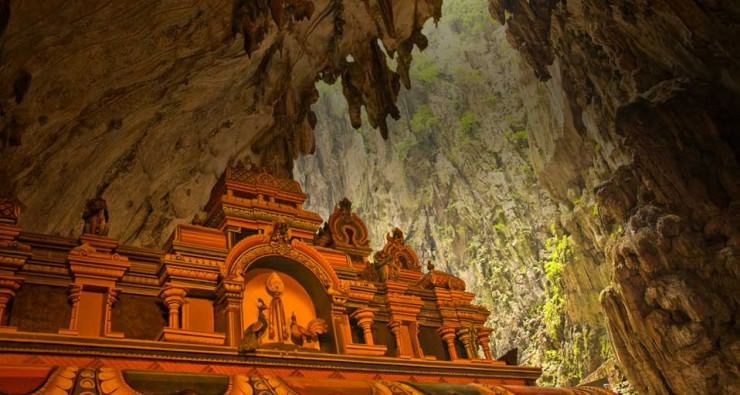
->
(289, 312, 327, 347)
(238, 298, 268, 352)
(82, 197, 109, 236)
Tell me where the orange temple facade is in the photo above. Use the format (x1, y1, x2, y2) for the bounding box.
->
(0, 161, 613, 395)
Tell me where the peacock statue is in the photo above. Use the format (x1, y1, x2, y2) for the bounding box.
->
(238, 298, 268, 353)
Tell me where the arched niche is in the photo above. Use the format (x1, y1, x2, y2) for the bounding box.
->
(222, 235, 344, 353)
(241, 257, 335, 352)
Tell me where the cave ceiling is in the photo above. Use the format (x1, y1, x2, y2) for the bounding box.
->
(0, 0, 441, 242)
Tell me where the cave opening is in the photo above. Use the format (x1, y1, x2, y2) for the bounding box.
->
(0, 0, 737, 394)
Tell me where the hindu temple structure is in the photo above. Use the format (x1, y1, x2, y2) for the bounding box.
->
(0, 161, 613, 394)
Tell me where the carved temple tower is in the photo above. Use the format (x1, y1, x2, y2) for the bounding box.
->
(0, 161, 613, 394)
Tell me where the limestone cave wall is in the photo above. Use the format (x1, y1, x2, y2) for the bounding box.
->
(295, 0, 613, 387)
(489, 1, 740, 394)
(0, 0, 441, 246)
(0, 1, 737, 394)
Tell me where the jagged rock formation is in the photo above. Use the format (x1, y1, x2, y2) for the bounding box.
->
(0, 0, 440, 245)
(296, 1, 613, 387)
(490, 1, 740, 394)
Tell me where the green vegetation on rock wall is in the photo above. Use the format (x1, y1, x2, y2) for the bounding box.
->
(296, 0, 616, 388)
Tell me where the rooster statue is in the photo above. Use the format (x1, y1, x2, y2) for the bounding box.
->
(290, 312, 328, 350)
(238, 298, 268, 353)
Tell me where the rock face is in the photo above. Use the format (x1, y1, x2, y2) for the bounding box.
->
(490, 1, 740, 394)
(296, 0, 612, 387)
(2, 1, 737, 393)
(0, 0, 440, 245)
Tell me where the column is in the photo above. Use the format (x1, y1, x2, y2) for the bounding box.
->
(456, 327, 475, 359)
(350, 308, 376, 345)
(59, 284, 82, 335)
(216, 276, 243, 346)
(160, 285, 188, 329)
(388, 320, 404, 355)
(330, 289, 350, 353)
(437, 326, 458, 361)
(409, 321, 425, 359)
(476, 327, 494, 360)
(103, 288, 123, 337)
(0, 276, 23, 327)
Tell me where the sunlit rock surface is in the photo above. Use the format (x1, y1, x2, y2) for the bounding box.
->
(296, 0, 614, 388)
(490, 1, 740, 394)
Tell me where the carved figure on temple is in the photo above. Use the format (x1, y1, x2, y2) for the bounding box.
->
(416, 261, 466, 291)
(82, 197, 109, 236)
(369, 250, 400, 282)
(238, 298, 268, 352)
(290, 312, 327, 350)
(365, 227, 420, 282)
(270, 222, 290, 244)
(0, 171, 22, 225)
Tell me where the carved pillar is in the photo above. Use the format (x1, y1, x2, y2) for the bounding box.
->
(160, 285, 188, 329)
(59, 285, 82, 335)
(409, 321, 424, 359)
(350, 308, 376, 345)
(388, 320, 404, 354)
(330, 289, 350, 354)
(437, 326, 458, 361)
(476, 327, 494, 360)
(0, 276, 23, 327)
(456, 327, 475, 359)
(216, 276, 243, 347)
(103, 288, 123, 337)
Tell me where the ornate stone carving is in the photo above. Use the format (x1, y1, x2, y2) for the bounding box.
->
(97, 367, 139, 395)
(269, 222, 291, 255)
(159, 285, 188, 329)
(289, 312, 327, 350)
(416, 261, 466, 291)
(365, 227, 420, 282)
(350, 308, 377, 346)
(456, 326, 477, 359)
(437, 326, 459, 361)
(239, 298, 269, 352)
(82, 197, 110, 236)
(33, 366, 79, 395)
(476, 327, 494, 361)
(227, 159, 303, 195)
(229, 236, 340, 291)
(241, 271, 327, 351)
(315, 198, 372, 256)
(0, 199, 21, 225)
(0, 275, 22, 326)
(265, 272, 288, 342)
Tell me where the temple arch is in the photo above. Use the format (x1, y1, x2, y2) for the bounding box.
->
(222, 234, 344, 353)
(223, 234, 342, 291)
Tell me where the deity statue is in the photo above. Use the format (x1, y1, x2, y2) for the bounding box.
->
(365, 226, 419, 282)
(371, 250, 400, 282)
(82, 197, 109, 236)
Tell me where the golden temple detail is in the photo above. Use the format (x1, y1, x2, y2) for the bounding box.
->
(0, 161, 613, 394)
